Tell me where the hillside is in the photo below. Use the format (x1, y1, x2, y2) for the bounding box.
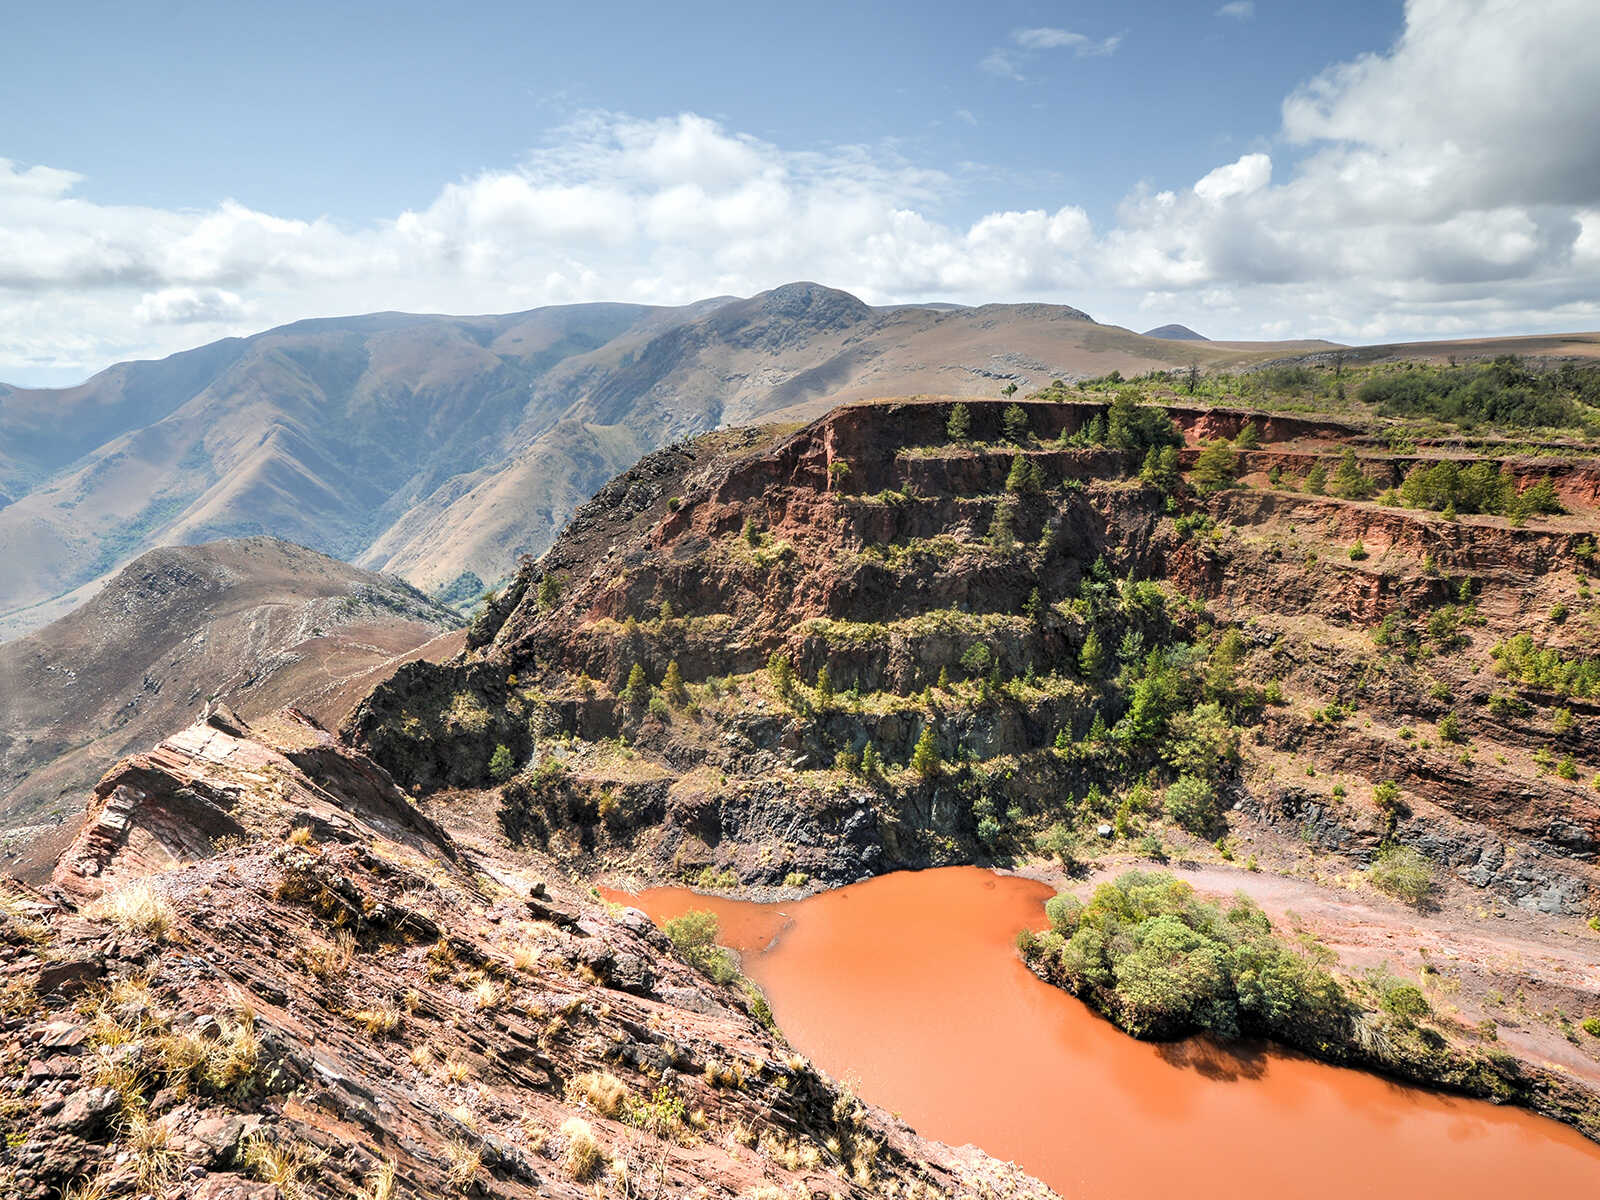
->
(0, 537, 462, 875)
(0, 283, 1339, 638)
(345, 371, 1600, 1139)
(0, 706, 1049, 1200)
(1142, 324, 1209, 341)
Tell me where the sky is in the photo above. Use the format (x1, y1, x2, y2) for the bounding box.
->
(2, 0, 1597, 385)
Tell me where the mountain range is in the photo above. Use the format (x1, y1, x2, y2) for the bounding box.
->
(0, 283, 1333, 638)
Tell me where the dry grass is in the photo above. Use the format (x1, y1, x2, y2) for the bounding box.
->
(242, 1133, 323, 1200)
(305, 929, 357, 979)
(61, 1172, 116, 1200)
(204, 1015, 261, 1091)
(471, 979, 502, 1010)
(85, 881, 174, 941)
(366, 1158, 397, 1200)
(565, 1070, 628, 1116)
(442, 1058, 472, 1084)
(444, 1140, 482, 1191)
(511, 945, 539, 971)
(353, 1003, 402, 1037)
(126, 1113, 182, 1192)
(286, 825, 316, 847)
(561, 1117, 603, 1181)
(0, 883, 51, 945)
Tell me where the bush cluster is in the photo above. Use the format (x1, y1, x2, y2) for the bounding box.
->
(1026, 871, 1347, 1041)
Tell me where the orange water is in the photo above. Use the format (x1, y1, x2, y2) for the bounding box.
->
(608, 866, 1600, 1198)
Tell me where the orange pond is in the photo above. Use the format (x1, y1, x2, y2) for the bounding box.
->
(605, 866, 1600, 1199)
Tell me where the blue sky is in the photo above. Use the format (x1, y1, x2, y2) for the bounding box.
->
(2, 0, 1596, 383)
(6, 1, 1398, 226)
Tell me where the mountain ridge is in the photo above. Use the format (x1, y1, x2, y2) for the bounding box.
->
(2, 284, 1335, 638)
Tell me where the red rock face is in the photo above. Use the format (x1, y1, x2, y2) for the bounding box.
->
(342, 398, 1599, 917)
(9, 705, 1054, 1200)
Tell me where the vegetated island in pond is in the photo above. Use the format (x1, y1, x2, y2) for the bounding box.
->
(1020, 869, 1600, 1138)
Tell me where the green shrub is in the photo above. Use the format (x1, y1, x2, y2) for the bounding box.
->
(1190, 441, 1240, 495)
(1328, 449, 1376, 500)
(1369, 845, 1433, 906)
(1163, 774, 1218, 834)
(1379, 982, 1431, 1022)
(488, 744, 516, 783)
(1358, 356, 1595, 430)
(1037, 824, 1079, 869)
(1033, 871, 1346, 1041)
(662, 910, 738, 985)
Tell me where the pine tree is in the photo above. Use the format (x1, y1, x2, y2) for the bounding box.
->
(767, 650, 795, 700)
(815, 665, 834, 704)
(1140, 445, 1180, 492)
(662, 660, 688, 706)
(624, 663, 650, 705)
(946, 402, 971, 442)
(1002, 402, 1030, 443)
(1005, 454, 1043, 493)
(536, 574, 561, 610)
(910, 726, 941, 778)
(1304, 463, 1328, 495)
(1078, 629, 1104, 678)
(988, 499, 1017, 552)
(488, 743, 515, 783)
(1331, 448, 1375, 500)
(937, 666, 951, 689)
(861, 742, 882, 777)
(1233, 421, 1260, 449)
(1190, 440, 1240, 496)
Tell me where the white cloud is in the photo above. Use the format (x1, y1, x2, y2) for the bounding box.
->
(981, 26, 1122, 79)
(978, 50, 1024, 81)
(1012, 27, 1121, 55)
(4, 1, 1600, 378)
(1193, 154, 1272, 203)
(1217, 2, 1255, 19)
(133, 286, 247, 325)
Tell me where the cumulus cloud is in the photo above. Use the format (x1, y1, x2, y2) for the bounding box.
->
(1217, 3, 1255, 19)
(3, 0, 1599, 379)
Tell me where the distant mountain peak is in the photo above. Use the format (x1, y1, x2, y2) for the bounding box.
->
(1142, 323, 1209, 341)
